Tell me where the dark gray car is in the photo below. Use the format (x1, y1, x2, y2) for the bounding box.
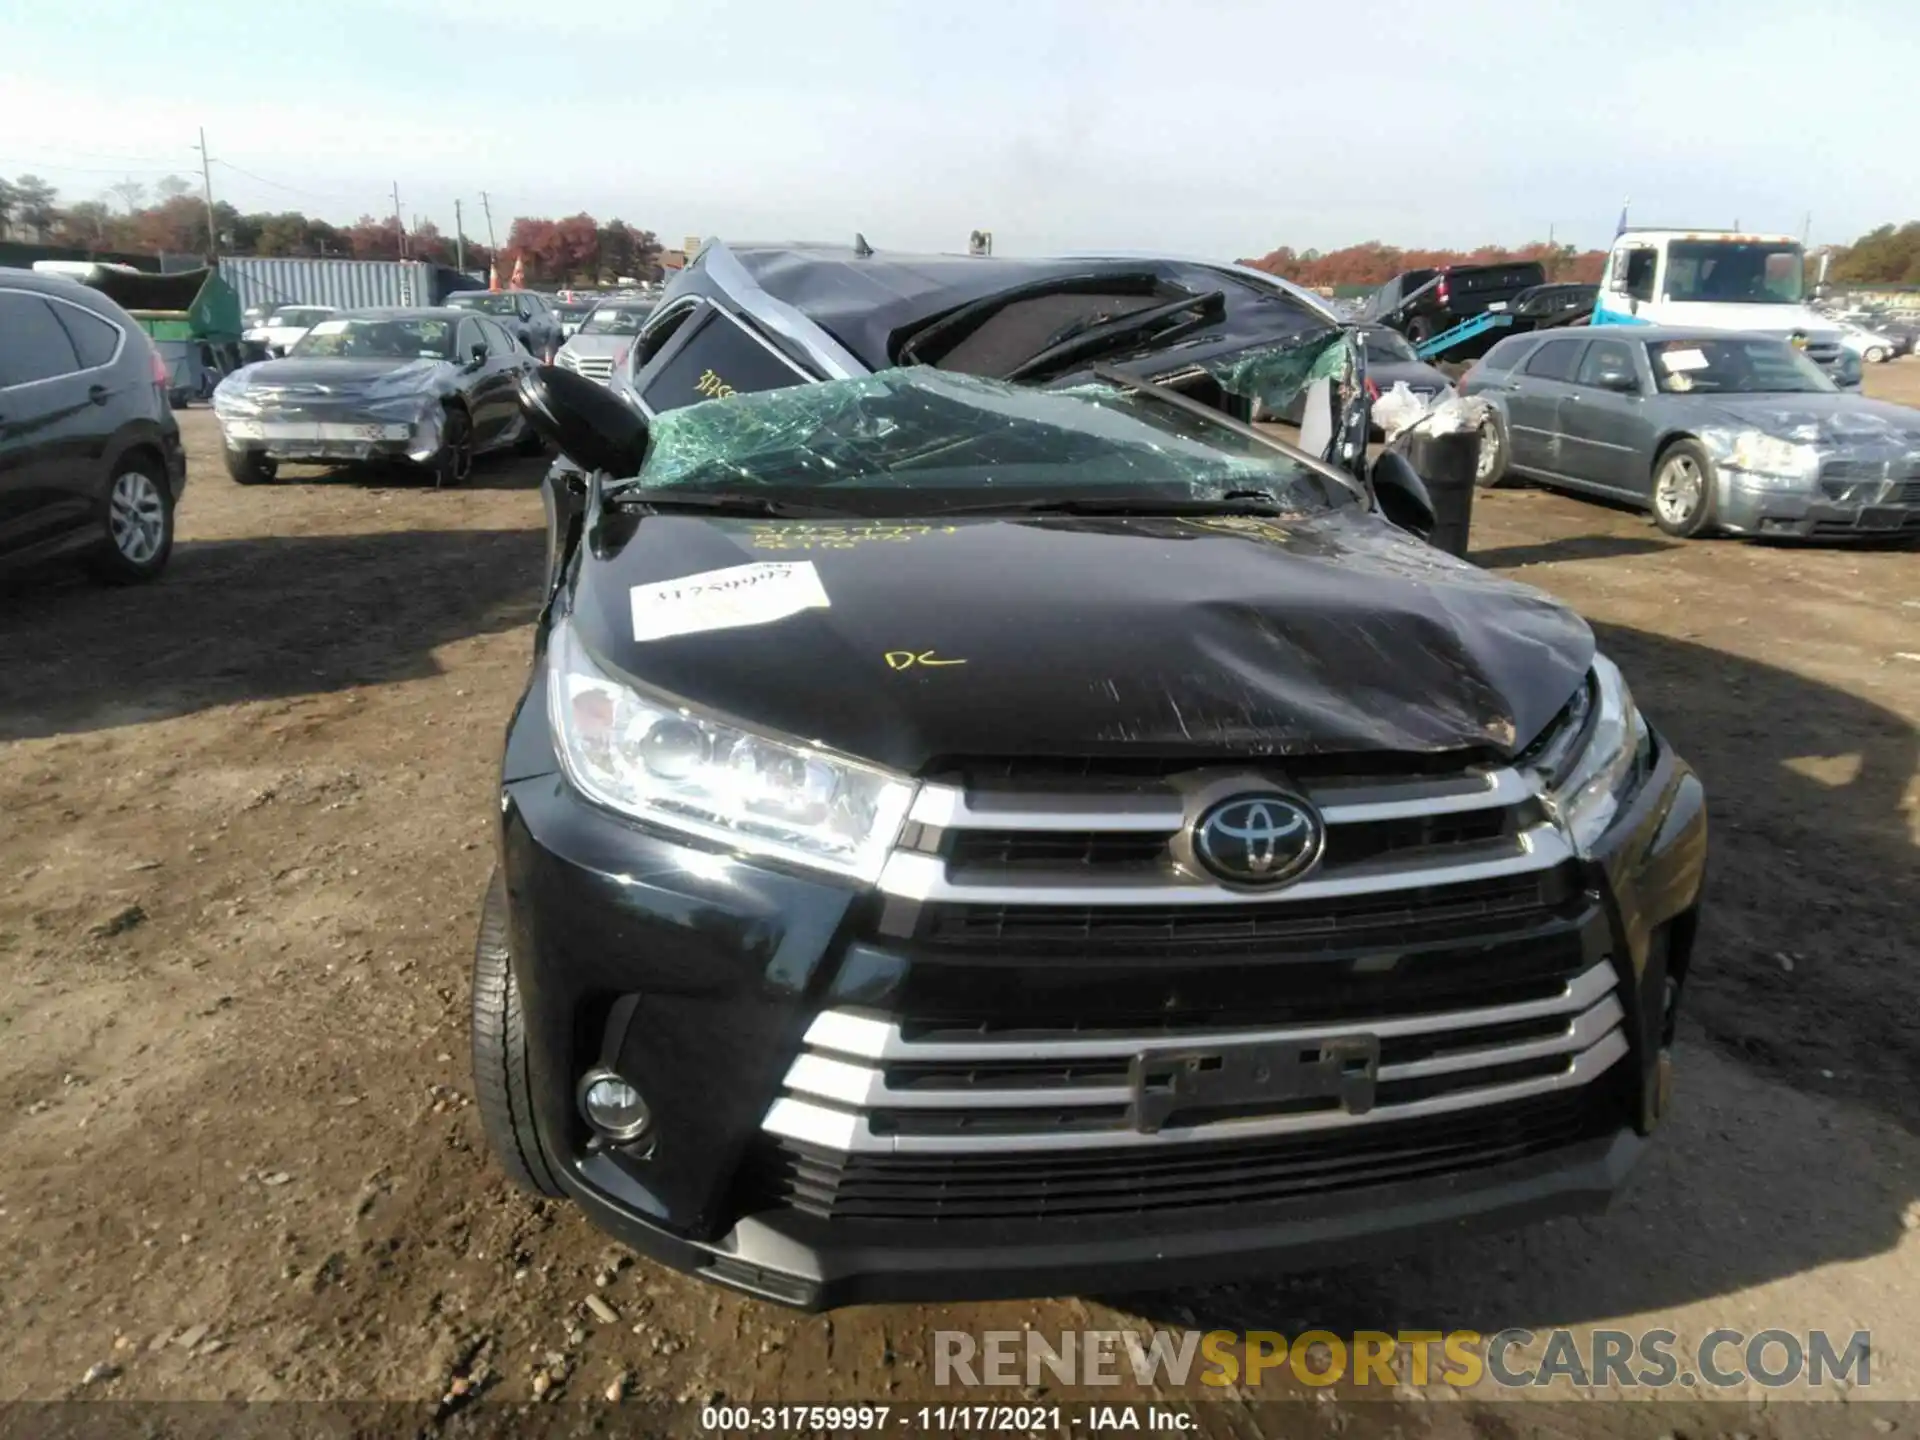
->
(212, 308, 543, 486)
(0, 267, 188, 582)
(445, 290, 565, 361)
(1462, 326, 1920, 541)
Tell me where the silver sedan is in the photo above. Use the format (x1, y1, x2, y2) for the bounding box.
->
(1462, 325, 1920, 541)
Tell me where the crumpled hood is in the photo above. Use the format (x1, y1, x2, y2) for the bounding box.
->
(240, 356, 444, 392)
(1700, 393, 1920, 448)
(566, 508, 1593, 773)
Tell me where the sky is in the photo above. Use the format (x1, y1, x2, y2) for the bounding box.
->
(3, 0, 1915, 260)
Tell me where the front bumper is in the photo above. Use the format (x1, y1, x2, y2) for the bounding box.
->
(1718, 471, 1920, 539)
(217, 405, 440, 465)
(495, 686, 1707, 1309)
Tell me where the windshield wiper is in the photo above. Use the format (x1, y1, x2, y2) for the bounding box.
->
(605, 490, 851, 518)
(920, 490, 1293, 518)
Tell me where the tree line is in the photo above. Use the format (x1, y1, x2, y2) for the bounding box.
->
(0, 173, 663, 285)
(1242, 224, 1920, 290)
(5, 172, 1914, 288)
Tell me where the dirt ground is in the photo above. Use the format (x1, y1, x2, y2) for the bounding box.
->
(2, 364, 1917, 1435)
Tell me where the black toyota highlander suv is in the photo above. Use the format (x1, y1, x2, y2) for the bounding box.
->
(471, 243, 1708, 1309)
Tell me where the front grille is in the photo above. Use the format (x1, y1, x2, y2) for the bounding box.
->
(760, 752, 1626, 1173)
(913, 868, 1576, 957)
(574, 356, 615, 383)
(748, 1085, 1628, 1223)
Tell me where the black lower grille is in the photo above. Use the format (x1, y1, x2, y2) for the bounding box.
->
(745, 1086, 1628, 1223)
(910, 868, 1580, 957)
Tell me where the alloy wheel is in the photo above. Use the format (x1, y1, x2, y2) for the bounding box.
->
(109, 471, 166, 564)
(1475, 418, 1500, 480)
(1654, 454, 1702, 528)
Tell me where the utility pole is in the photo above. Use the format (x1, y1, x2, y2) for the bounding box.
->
(194, 127, 218, 257)
(1802, 211, 1812, 245)
(480, 190, 497, 252)
(454, 198, 466, 271)
(392, 181, 406, 259)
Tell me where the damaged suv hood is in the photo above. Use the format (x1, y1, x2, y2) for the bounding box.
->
(567, 509, 1592, 773)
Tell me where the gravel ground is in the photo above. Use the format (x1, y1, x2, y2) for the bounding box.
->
(2, 365, 1917, 1435)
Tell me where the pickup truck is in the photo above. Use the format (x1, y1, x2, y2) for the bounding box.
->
(1362, 261, 1548, 347)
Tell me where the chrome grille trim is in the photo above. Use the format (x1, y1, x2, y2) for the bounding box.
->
(799, 959, 1615, 1064)
(907, 766, 1532, 831)
(763, 1029, 1628, 1155)
(877, 821, 1571, 905)
(784, 995, 1623, 1109)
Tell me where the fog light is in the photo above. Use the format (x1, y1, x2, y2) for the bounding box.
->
(578, 1069, 651, 1141)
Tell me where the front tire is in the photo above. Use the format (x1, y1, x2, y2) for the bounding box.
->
(86, 458, 174, 584)
(1406, 316, 1435, 346)
(1864, 346, 1888, 364)
(224, 448, 277, 485)
(429, 404, 474, 489)
(1650, 440, 1719, 539)
(471, 869, 564, 1198)
(1474, 412, 1510, 488)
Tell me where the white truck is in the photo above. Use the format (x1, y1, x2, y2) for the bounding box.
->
(1591, 230, 1853, 383)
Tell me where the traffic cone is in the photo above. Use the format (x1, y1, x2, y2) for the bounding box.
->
(510, 255, 525, 290)
(488, 261, 499, 292)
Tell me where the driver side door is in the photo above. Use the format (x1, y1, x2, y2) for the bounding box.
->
(455, 319, 510, 446)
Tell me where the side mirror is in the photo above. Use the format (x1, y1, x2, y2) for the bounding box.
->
(467, 342, 488, 369)
(517, 364, 649, 476)
(1599, 371, 1638, 394)
(1370, 451, 1437, 540)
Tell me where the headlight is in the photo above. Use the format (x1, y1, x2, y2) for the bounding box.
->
(546, 616, 916, 882)
(212, 371, 257, 417)
(1724, 430, 1818, 481)
(1525, 653, 1651, 854)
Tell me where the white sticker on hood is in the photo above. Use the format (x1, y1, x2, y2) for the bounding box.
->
(629, 561, 830, 642)
(1659, 347, 1709, 372)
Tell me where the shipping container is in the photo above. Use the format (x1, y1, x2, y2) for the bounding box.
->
(213, 257, 482, 314)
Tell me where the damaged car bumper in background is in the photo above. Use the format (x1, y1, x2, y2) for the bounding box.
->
(214, 396, 445, 465)
(1699, 423, 1920, 539)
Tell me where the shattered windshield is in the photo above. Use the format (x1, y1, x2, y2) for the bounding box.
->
(613, 367, 1354, 514)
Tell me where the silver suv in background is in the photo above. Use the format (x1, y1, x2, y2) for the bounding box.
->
(553, 297, 657, 385)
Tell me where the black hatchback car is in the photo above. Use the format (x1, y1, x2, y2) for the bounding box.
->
(473, 245, 1708, 1310)
(0, 268, 187, 583)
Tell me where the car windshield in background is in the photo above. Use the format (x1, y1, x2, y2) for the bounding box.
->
(267, 308, 329, 327)
(1361, 329, 1418, 364)
(1646, 338, 1835, 395)
(447, 294, 521, 315)
(612, 367, 1354, 515)
(1663, 242, 1806, 305)
(579, 306, 651, 336)
(290, 317, 456, 359)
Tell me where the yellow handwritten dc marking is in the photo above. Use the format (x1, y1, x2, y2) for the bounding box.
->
(886, 651, 967, 670)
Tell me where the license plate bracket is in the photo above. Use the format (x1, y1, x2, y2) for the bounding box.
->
(1130, 1034, 1380, 1134)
